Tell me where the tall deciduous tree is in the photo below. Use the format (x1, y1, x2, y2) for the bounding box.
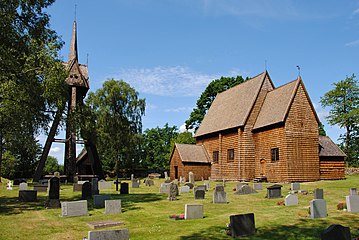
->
(320, 74, 359, 165)
(85, 79, 145, 174)
(185, 76, 247, 130)
(0, 0, 67, 180)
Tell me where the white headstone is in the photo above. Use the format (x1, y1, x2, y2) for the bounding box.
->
(164, 171, 168, 180)
(7, 181, 13, 190)
(284, 194, 298, 206)
(253, 183, 262, 191)
(291, 183, 300, 191)
(61, 200, 88, 217)
(310, 199, 327, 218)
(346, 195, 359, 213)
(180, 186, 190, 194)
(19, 182, 28, 191)
(185, 204, 203, 220)
(88, 229, 129, 240)
(98, 181, 112, 190)
(105, 200, 121, 214)
(159, 183, 171, 194)
(189, 172, 194, 184)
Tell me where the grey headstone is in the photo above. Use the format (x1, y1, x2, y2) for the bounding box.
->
(145, 179, 154, 186)
(189, 172, 194, 184)
(235, 185, 258, 195)
(204, 181, 210, 191)
(185, 204, 203, 220)
(19, 182, 28, 191)
(159, 183, 171, 194)
(73, 183, 83, 192)
(194, 189, 205, 199)
(180, 186, 190, 194)
(132, 179, 140, 188)
(61, 200, 88, 217)
(310, 199, 327, 218)
(284, 194, 298, 206)
(82, 182, 92, 199)
(291, 182, 300, 191)
(320, 224, 351, 240)
(164, 171, 168, 180)
(184, 182, 194, 189)
(93, 194, 111, 208)
(236, 183, 248, 191)
(19, 190, 37, 202)
(346, 195, 359, 213)
(314, 188, 324, 199)
(168, 183, 178, 201)
(350, 188, 357, 196)
(33, 185, 47, 192)
(215, 184, 225, 192)
(88, 229, 129, 240)
(213, 186, 227, 204)
(229, 213, 255, 238)
(266, 184, 282, 199)
(105, 200, 121, 214)
(120, 182, 129, 194)
(91, 178, 99, 195)
(98, 180, 112, 190)
(253, 183, 262, 191)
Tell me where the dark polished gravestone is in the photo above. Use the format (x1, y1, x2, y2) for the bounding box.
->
(120, 182, 129, 194)
(320, 224, 351, 240)
(82, 182, 93, 199)
(19, 190, 37, 202)
(266, 184, 282, 199)
(194, 189, 205, 200)
(91, 178, 99, 195)
(46, 176, 60, 208)
(314, 188, 324, 199)
(228, 213, 256, 238)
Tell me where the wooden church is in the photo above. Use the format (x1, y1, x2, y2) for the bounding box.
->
(170, 71, 346, 182)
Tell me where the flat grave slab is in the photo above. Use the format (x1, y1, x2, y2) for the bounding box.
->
(87, 220, 124, 229)
(88, 229, 129, 240)
(19, 190, 37, 202)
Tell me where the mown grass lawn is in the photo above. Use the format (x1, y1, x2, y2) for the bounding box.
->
(1, 175, 359, 240)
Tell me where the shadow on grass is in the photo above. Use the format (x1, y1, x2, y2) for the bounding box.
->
(111, 193, 166, 212)
(0, 196, 48, 215)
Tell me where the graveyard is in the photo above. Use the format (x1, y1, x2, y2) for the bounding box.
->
(1, 175, 359, 239)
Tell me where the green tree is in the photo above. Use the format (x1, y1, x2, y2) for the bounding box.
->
(0, 0, 67, 180)
(166, 131, 196, 161)
(84, 79, 145, 175)
(142, 124, 178, 170)
(44, 156, 63, 174)
(320, 74, 359, 165)
(185, 76, 247, 130)
(319, 122, 326, 136)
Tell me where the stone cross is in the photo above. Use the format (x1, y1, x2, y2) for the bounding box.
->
(7, 181, 13, 190)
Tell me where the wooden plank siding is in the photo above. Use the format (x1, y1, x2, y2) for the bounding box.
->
(319, 157, 345, 180)
(196, 136, 220, 179)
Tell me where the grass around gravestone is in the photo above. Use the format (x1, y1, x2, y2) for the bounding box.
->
(0, 175, 359, 239)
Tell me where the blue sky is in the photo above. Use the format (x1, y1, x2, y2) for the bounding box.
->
(43, 1, 359, 163)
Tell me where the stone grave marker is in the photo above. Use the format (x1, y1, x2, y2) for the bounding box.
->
(213, 185, 227, 204)
(105, 200, 121, 214)
(91, 178, 99, 195)
(159, 183, 171, 194)
(235, 185, 257, 195)
(189, 172, 194, 184)
(284, 194, 298, 206)
(195, 185, 206, 191)
(314, 188, 324, 199)
(19, 182, 28, 191)
(346, 189, 359, 213)
(320, 224, 351, 240)
(266, 184, 282, 199)
(164, 171, 168, 180)
(131, 179, 140, 188)
(73, 183, 83, 192)
(87, 220, 123, 229)
(194, 188, 205, 199)
(33, 185, 47, 192)
(7, 181, 13, 190)
(61, 200, 88, 217)
(184, 182, 194, 189)
(120, 182, 129, 194)
(88, 229, 129, 240)
(82, 182, 92, 199)
(93, 194, 111, 208)
(19, 190, 37, 202)
(98, 180, 112, 190)
(145, 179, 154, 186)
(253, 183, 262, 191)
(228, 213, 255, 238)
(310, 199, 327, 218)
(350, 188, 357, 196)
(168, 182, 178, 201)
(46, 176, 60, 208)
(185, 204, 203, 220)
(180, 185, 190, 194)
(291, 182, 300, 191)
(236, 183, 248, 191)
(204, 181, 210, 191)
(131, 174, 134, 181)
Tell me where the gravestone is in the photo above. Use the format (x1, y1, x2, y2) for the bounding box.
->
(131, 174, 134, 181)
(350, 188, 357, 196)
(184, 204, 203, 220)
(284, 194, 298, 206)
(266, 184, 282, 199)
(46, 176, 60, 208)
(145, 179, 154, 186)
(164, 171, 168, 180)
(180, 186, 190, 194)
(131, 179, 140, 188)
(7, 181, 13, 190)
(213, 185, 227, 204)
(184, 182, 194, 189)
(19, 190, 37, 202)
(33, 185, 47, 192)
(189, 172, 194, 184)
(168, 183, 178, 201)
(73, 183, 83, 192)
(345, 194, 359, 213)
(195, 185, 206, 192)
(61, 200, 88, 217)
(204, 181, 210, 191)
(291, 182, 300, 191)
(194, 189, 205, 199)
(82, 182, 92, 199)
(236, 183, 248, 191)
(105, 200, 121, 214)
(159, 183, 171, 194)
(314, 188, 324, 199)
(87, 220, 123, 229)
(19, 182, 28, 191)
(253, 183, 262, 191)
(93, 194, 111, 208)
(310, 199, 327, 218)
(73, 175, 78, 183)
(228, 213, 255, 238)
(235, 185, 257, 195)
(120, 182, 129, 194)
(114, 179, 121, 191)
(88, 229, 129, 240)
(98, 180, 112, 190)
(91, 178, 99, 195)
(320, 224, 351, 240)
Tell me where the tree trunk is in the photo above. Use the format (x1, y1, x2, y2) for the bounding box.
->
(346, 126, 350, 168)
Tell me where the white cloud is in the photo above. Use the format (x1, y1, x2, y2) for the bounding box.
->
(50, 147, 61, 154)
(345, 39, 359, 47)
(353, 7, 359, 15)
(179, 123, 195, 134)
(164, 107, 193, 113)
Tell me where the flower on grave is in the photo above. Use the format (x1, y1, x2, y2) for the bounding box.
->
(336, 202, 347, 210)
(232, 188, 236, 191)
(276, 201, 284, 205)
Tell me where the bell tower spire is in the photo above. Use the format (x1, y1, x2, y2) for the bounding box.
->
(69, 21, 78, 62)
